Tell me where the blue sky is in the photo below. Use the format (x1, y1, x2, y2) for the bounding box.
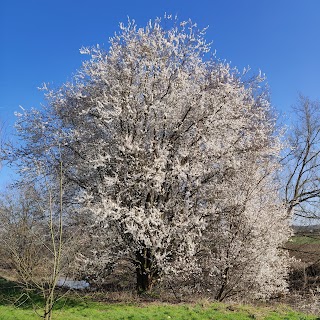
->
(1, 0, 320, 185)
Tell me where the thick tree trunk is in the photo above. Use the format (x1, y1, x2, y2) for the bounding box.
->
(135, 248, 157, 293)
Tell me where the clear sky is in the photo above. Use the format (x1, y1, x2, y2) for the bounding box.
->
(1, 0, 320, 185)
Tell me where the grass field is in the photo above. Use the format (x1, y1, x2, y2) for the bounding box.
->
(0, 278, 319, 320)
(0, 301, 319, 320)
(290, 236, 320, 245)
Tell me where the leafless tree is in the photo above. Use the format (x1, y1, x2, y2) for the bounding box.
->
(0, 161, 78, 320)
(283, 94, 320, 221)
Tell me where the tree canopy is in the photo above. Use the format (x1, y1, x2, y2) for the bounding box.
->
(9, 16, 291, 299)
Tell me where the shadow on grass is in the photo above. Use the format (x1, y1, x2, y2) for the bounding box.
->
(0, 277, 87, 311)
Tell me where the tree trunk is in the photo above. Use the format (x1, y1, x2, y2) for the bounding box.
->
(215, 267, 229, 301)
(135, 248, 157, 293)
(43, 285, 55, 320)
(44, 297, 53, 320)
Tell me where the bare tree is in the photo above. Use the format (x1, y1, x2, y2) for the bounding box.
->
(283, 94, 320, 220)
(0, 161, 77, 320)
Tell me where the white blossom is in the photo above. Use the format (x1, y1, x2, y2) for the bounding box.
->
(11, 16, 291, 298)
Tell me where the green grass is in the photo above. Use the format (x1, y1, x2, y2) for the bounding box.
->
(290, 235, 320, 245)
(0, 301, 318, 320)
(0, 278, 318, 320)
(0, 277, 45, 308)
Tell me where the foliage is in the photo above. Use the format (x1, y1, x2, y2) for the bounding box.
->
(8, 15, 291, 299)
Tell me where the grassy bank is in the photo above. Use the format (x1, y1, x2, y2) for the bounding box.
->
(0, 278, 318, 320)
(290, 236, 320, 245)
(0, 301, 319, 320)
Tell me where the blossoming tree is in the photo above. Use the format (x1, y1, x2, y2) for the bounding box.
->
(13, 16, 290, 298)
